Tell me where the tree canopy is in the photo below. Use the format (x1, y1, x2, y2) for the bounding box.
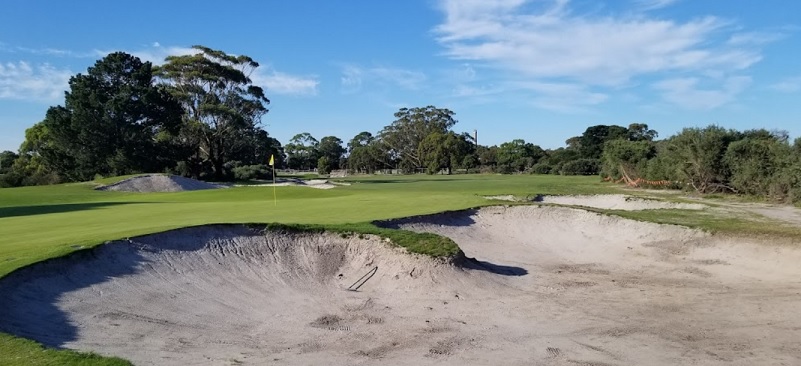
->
(379, 106, 458, 173)
(156, 45, 270, 180)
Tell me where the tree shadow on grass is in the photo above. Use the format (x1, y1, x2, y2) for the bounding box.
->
(0, 202, 154, 218)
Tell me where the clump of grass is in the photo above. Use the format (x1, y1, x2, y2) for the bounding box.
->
(0, 334, 132, 366)
(262, 222, 461, 258)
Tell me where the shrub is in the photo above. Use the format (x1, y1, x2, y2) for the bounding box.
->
(529, 163, 552, 174)
(232, 164, 271, 181)
(560, 159, 600, 175)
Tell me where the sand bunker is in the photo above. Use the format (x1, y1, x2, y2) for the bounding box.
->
(97, 174, 226, 193)
(2, 207, 800, 365)
(242, 178, 339, 189)
(536, 194, 707, 210)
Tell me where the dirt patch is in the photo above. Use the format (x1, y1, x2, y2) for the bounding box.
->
(96, 174, 226, 193)
(1, 207, 800, 365)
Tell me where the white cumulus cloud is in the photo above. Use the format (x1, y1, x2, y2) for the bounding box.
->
(653, 76, 751, 109)
(434, 0, 764, 86)
(0, 61, 71, 102)
(251, 68, 319, 96)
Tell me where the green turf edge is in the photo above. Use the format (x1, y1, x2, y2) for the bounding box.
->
(259, 222, 462, 258)
(0, 334, 132, 366)
(538, 202, 801, 242)
(0, 221, 463, 365)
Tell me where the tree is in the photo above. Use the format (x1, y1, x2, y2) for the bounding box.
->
(664, 125, 742, 193)
(284, 133, 319, 170)
(0, 151, 18, 174)
(318, 136, 346, 170)
(496, 139, 545, 173)
(601, 139, 656, 179)
(418, 131, 475, 174)
(156, 45, 270, 180)
(477, 145, 499, 170)
(627, 123, 658, 142)
(346, 132, 380, 173)
(36, 52, 183, 181)
(724, 137, 786, 196)
(576, 125, 629, 159)
(378, 106, 458, 173)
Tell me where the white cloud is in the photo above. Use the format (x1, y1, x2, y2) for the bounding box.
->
(726, 31, 785, 46)
(653, 76, 751, 109)
(634, 0, 679, 11)
(94, 44, 197, 65)
(434, 0, 765, 86)
(770, 76, 801, 93)
(0, 61, 71, 102)
(251, 68, 319, 96)
(340, 65, 426, 93)
(513, 80, 608, 112)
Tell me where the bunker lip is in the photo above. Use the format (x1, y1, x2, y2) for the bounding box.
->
(1, 206, 800, 365)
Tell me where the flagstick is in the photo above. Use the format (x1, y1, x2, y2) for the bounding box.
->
(272, 165, 277, 206)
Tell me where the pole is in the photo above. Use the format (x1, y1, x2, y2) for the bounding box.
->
(273, 166, 277, 206)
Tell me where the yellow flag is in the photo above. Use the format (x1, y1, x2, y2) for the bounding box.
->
(269, 154, 274, 166)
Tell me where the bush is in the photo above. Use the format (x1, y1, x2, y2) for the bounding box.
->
(529, 163, 552, 174)
(560, 159, 600, 175)
(317, 156, 333, 175)
(232, 164, 271, 181)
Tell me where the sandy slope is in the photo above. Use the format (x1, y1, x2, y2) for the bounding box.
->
(1, 207, 800, 365)
(96, 175, 226, 193)
(537, 194, 707, 210)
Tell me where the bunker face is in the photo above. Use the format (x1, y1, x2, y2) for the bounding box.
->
(2, 207, 801, 365)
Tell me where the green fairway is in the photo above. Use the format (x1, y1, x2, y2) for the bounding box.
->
(0, 174, 612, 278)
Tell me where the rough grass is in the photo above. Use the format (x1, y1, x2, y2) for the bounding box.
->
(0, 334, 132, 366)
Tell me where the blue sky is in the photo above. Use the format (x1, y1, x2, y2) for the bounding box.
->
(2, 0, 800, 152)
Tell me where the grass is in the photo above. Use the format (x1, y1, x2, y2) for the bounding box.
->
(608, 208, 801, 240)
(0, 174, 614, 278)
(262, 222, 462, 258)
(0, 334, 131, 366)
(2, 173, 800, 364)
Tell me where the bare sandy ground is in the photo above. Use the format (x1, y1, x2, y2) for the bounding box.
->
(97, 175, 226, 193)
(536, 194, 707, 210)
(1, 207, 801, 365)
(237, 178, 340, 189)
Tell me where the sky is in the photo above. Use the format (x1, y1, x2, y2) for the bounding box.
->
(1, 0, 800, 152)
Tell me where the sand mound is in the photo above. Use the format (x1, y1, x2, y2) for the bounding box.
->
(537, 194, 706, 210)
(97, 174, 226, 193)
(2, 207, 800, 365)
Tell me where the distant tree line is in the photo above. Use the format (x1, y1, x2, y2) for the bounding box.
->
(1, 49, 799, 203)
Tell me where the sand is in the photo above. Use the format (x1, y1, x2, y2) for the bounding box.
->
(97, 175, 226, 193)
(237, 178, 338, 189)
(537, 194, 707, 210)
(1, 206, 800, 365)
